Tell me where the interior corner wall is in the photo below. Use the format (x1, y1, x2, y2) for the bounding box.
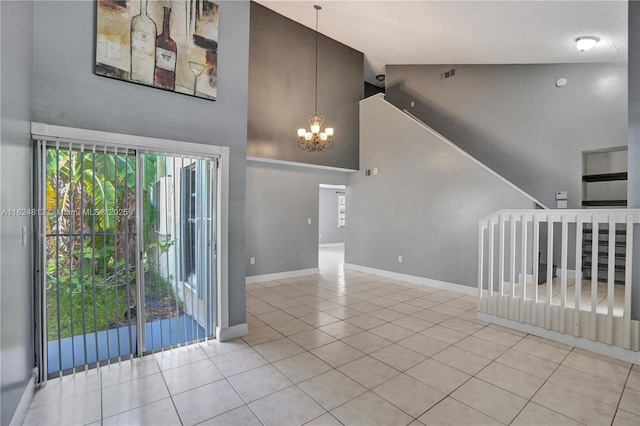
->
(247, 2, 362, 170)
(346, 97, 536, 288)
(30, 0, 250, 327)
(386, 63, 628, 209)
(246, 161, 349, 277)
(1, 1, 35, 424)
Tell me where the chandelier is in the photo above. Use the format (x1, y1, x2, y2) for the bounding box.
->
(297, 5, 334, 152)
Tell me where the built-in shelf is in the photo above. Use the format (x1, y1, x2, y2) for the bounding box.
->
(582, 147, 628, 209)
(583, 228, 627, 236)
(582, 252, 627, 260)
(582, 261, 626, 272)
(583, 248, 626, 256)
(582, 200, 627, 207)
(580, 148, 628, 284)
(582, 172, 628, 182)
(581, 237, 628, 284)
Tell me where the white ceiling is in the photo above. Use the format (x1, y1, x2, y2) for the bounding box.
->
(256, 0, 628, 84)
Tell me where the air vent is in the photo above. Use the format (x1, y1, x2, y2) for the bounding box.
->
(441, 68, 457, 80)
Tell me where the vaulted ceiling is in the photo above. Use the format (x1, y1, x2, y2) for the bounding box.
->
(256, 0, 628, 84)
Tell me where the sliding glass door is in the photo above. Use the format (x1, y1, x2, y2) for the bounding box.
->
(36, 141, 218, 378)
(139, 153, 217, 352)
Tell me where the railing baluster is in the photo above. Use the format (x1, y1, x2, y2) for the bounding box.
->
(478, 222, 484, 310)
(560, 215, 568, 333)
(545, 216, 553, 330)
(510, 214, 517, 318)
(488, 220, 495, 298)
(531, 215, 540, 326)
(574, 218, 583, 337)
(519, 214, 527, 323)
(590, 218, 599, 341)
(624, 215, 633, 349)
(478, 209, 639, 351)
(606, 216, 615, 345)
(499, 215, 506, 317)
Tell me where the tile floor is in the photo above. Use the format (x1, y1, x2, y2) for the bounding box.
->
(24, 247, 640, 425)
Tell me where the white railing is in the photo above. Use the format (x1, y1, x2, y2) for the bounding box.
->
(478, 209, 640, 351)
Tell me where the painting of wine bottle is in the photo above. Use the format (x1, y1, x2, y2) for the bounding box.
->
(130, 0, 156, 85)
(95, 0, 219, 101)
(154, 7, 177, 90)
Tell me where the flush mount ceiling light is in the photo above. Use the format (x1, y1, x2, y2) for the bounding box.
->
(576, 36, 600, 52)
(297, 5, 334, 152)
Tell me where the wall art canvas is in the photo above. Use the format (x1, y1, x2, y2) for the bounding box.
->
(96, 0, 219, 100)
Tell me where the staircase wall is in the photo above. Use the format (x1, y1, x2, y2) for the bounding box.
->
(346, 95, 536, 288)
(385, 63, 628, 210)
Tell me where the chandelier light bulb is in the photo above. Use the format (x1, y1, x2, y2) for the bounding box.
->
(297, 128, 306, 138)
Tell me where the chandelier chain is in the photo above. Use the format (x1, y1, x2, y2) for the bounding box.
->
(314, 6, 319, 114)
(296, 4, 334, 152)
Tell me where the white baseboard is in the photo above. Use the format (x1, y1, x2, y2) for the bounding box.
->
(513, 268, 576, 286)
(556, 268, 577, 279)
(477, 313, 640, 365)
(319, 243, 345, 248)
(10, 368, 38, 426)
(344, 263, 476, 296)
(246, 268, 319, 284)
(517, 273, 534, 285)
(216, 323, 248, 342)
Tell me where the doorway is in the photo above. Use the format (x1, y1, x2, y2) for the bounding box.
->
(35, 136, 222, 379)
(318, 184, 346, 272)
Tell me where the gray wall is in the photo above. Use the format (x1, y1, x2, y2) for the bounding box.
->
(246, 161, 349, 277)
(31, 0, 250, 327)
(346, 96, 535, 287)
(386, 63, 628, 209)
(319, 188, 345, 245)
(1, 1, 35, 424)
(247, 2, 362, 170)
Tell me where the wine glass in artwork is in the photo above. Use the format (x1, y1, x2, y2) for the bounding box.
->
(188, 61, 206, 95)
